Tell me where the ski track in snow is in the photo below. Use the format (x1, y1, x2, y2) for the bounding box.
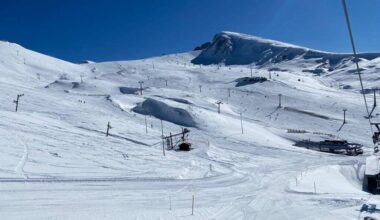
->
(10, 132, 29, 179)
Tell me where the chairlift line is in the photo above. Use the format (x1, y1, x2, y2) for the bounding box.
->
(341, 0, 376, 150)
(341, 0, 373, 121)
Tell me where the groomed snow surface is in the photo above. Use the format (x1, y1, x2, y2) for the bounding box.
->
(1, 32, 380, 219)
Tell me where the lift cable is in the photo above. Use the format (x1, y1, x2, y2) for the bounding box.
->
(341, 0, 374, 138)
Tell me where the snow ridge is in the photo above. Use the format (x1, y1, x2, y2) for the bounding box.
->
(192, 31, 380, 66)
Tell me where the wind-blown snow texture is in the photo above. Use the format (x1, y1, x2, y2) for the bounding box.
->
(1, 32, 380, 219)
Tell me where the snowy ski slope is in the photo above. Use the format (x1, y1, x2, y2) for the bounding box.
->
(1, 32, 380, 219)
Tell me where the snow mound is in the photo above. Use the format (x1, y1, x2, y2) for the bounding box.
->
(192, 31, 380, 66)
(289, 165, 364, 194)
(132, 98, 196, 127)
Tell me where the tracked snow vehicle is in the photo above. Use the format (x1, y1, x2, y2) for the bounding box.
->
(295, 139, 363, 156)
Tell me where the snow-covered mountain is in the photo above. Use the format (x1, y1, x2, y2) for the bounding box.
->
(193, 31, 380, 66)
(0, 32, 379, 219)
(194, 31, 380, 90)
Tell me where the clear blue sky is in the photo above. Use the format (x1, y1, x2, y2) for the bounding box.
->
(0, 0, 379, 62)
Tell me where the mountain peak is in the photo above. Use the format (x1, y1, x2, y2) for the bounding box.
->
(192, 31, 312, 65)
(216, 31, 305, 49)
(192, 31, 380, 66)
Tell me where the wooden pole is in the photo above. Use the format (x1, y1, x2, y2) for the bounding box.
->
(161, 120, 165, 156)
(161, 120, 164, 137)
(278, 94, 282, 108)
(343, 109, 347, 124)
(250, 64, 253, 77)
(14, 94, 24, 112)
(216, 101, 223, 114)
(106, 121, 111, 136)
(199, 85, 202, 93)
(228, 88, 231, 97)
(169, 132, 173, 149)
(145, 115, 148, 133)
(240, 112, 244, 134)
(169, 196, 172, 210)
(14, 97, 19, 112)
(138, 81, 144, 95)
(374, 89, 377, 108)
(191, 194, 195, 215)
(15, 100, 18, 112)
(162, 139, 166, 156)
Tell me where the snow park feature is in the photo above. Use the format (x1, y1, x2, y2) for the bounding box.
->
(2, 2, 380, 220)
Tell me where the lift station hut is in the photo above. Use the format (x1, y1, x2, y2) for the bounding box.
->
(364, 156, 380, 194)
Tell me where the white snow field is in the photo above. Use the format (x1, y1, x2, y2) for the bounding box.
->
(1, 31, 380, 219)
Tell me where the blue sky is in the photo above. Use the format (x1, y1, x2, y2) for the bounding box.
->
(0, 0, 379, 62)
